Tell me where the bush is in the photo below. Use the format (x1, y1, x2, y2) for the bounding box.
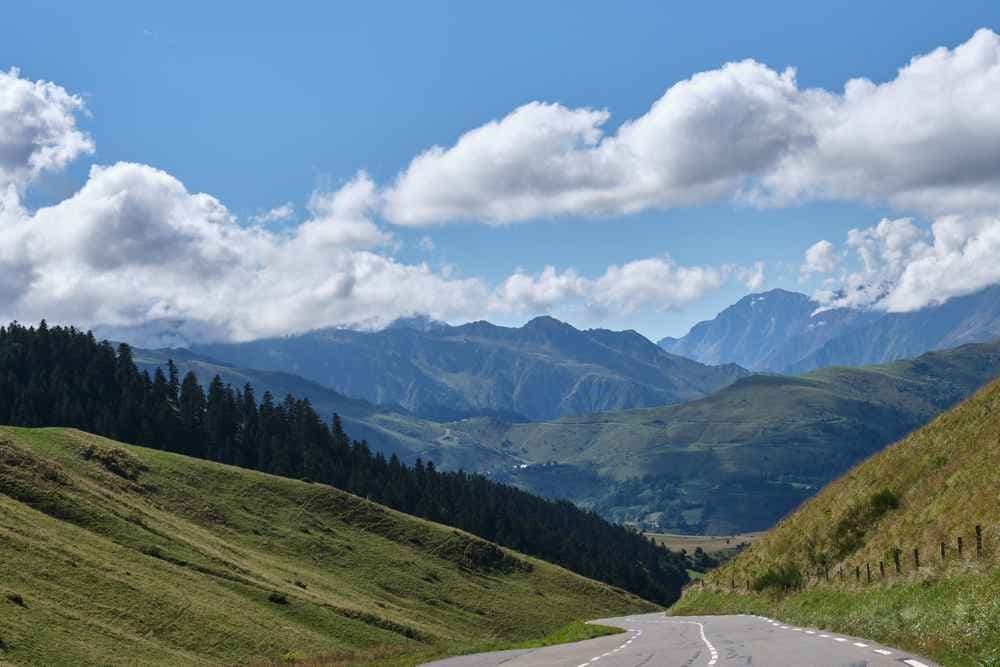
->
(752, 564, 803, 594)
(830, 489, 900, 560)
(6, 593, 26, 608)
(268, 592, 289, 605)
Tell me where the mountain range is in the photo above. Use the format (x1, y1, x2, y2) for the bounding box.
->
(137, 339, 1000, 536)
(191, 316, 748, 422)
(443, 340, 1000, 534)
(659, 285, 1000, 373)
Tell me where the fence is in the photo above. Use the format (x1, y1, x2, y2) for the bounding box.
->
(690, 523, 994, 595)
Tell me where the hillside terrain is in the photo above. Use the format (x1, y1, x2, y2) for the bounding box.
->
(192, 316, 747, 421)
(660, 285, 1000, 373)
(447, 341, 1000, 534)
(133, 347, 514, 472)
(673, 376, 1000, 666)
(0, 427, 655, 666)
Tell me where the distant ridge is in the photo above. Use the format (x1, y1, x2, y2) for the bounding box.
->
(659, 285, 1000, 373)
(192, 316, 748, 422)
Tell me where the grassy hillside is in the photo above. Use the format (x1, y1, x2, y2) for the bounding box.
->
(672, 376, 1000, 666)
(451, 340, 1000, 533)
(0, 427, 655, 666)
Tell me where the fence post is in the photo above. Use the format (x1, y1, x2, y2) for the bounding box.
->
(976, 525, 983, 557)
(893, 548, 901, 574)
(958, 536, 964, 557)
(855, 566, 861, 582)
(731, 575, 735, 591)
(866, 562, 871, 583)
(879, 561, 885, 578)
(914, 548, 920, 569)
(839, 567, 844, 581)
(941, 541, 946, 561)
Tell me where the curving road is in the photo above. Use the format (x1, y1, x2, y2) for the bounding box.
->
(424, 612, 938, 667)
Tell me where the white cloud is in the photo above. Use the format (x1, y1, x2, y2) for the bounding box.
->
(739, 261, 766, 289)
(800, 240, 840, 277)
(812, 216, 1000, 312)
(490, 257, 739, 315)
(251, 203, 294, 224)
(382, 29, 1000, 226)
(0, 67, 94, 190)
(0, 161, 491, 342)
(418, 236, 435, 252)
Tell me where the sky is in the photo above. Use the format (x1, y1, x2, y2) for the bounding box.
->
(2, 1, 1000, 345)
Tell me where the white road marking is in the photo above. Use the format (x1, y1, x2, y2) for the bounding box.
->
(667, 620, 719, 666)
(834, 637, 848, 642)
(819, 634, 831, 638)
(874, 649, 892, 655)
(805, 630, 816, 634)
(904, 661, 931, 667)
(853, 642, 868, 647)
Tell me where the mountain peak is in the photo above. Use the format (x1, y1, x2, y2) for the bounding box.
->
(522, 315, 573, 331)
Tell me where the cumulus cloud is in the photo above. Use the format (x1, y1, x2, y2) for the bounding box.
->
(382, 29, 1000, 226)
(800, 240, 840, 277)
(738, 261, 766, 290)
(812, 216, 1000, 312)
(251, 203, 294, 224)
(0, 161, 491, 342)
(0, 67, 94, 190)
(0, 67, 763, 343)
(490, 257, 746, 315)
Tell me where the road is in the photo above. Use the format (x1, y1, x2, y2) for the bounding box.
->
(424, 612, 939, 666)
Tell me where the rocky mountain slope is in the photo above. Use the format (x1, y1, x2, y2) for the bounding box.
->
(192, 316, 747, 421)
(660, 286, 1000, 373)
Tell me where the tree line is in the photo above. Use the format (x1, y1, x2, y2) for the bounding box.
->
(0, 321, 690, 604)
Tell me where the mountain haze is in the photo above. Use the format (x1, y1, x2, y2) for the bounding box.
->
(193, 316, 748, 422)
(660, 286, 1000, 373)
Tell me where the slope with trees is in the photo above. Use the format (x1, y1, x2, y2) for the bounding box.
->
(0, 321, 689, 605)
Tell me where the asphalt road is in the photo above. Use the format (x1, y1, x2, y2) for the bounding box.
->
(424, 612, 939, 666)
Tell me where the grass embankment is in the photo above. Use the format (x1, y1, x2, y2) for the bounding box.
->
(672, 377, 1000, 666)
(0, 427, 654, 666)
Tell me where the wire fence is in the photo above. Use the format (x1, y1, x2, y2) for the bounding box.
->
(688, 523, 995, 595)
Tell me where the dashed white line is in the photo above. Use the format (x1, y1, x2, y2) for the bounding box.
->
(904, 661, 931, 667)
(833, 637, 848, 642)
(853, 642, 868, 648)
(874, 649, 893, 655)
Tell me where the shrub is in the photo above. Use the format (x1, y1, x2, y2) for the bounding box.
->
(268, 592, 289, 605)
(830, 489, 900, 560)
(6, 593, 26, 608)
(81, 444, 147, 481)
(752, 564, 803, 594)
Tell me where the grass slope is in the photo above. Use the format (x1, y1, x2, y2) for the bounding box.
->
(452, 340, 1000, 533)
(0, 427, 655, 666)
(672, 376, 1000, 666)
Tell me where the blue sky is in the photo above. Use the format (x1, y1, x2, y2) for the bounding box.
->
(2, 1, 1000, 343)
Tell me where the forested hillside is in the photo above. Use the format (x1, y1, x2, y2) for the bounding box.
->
(0, 321, 689, 604)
